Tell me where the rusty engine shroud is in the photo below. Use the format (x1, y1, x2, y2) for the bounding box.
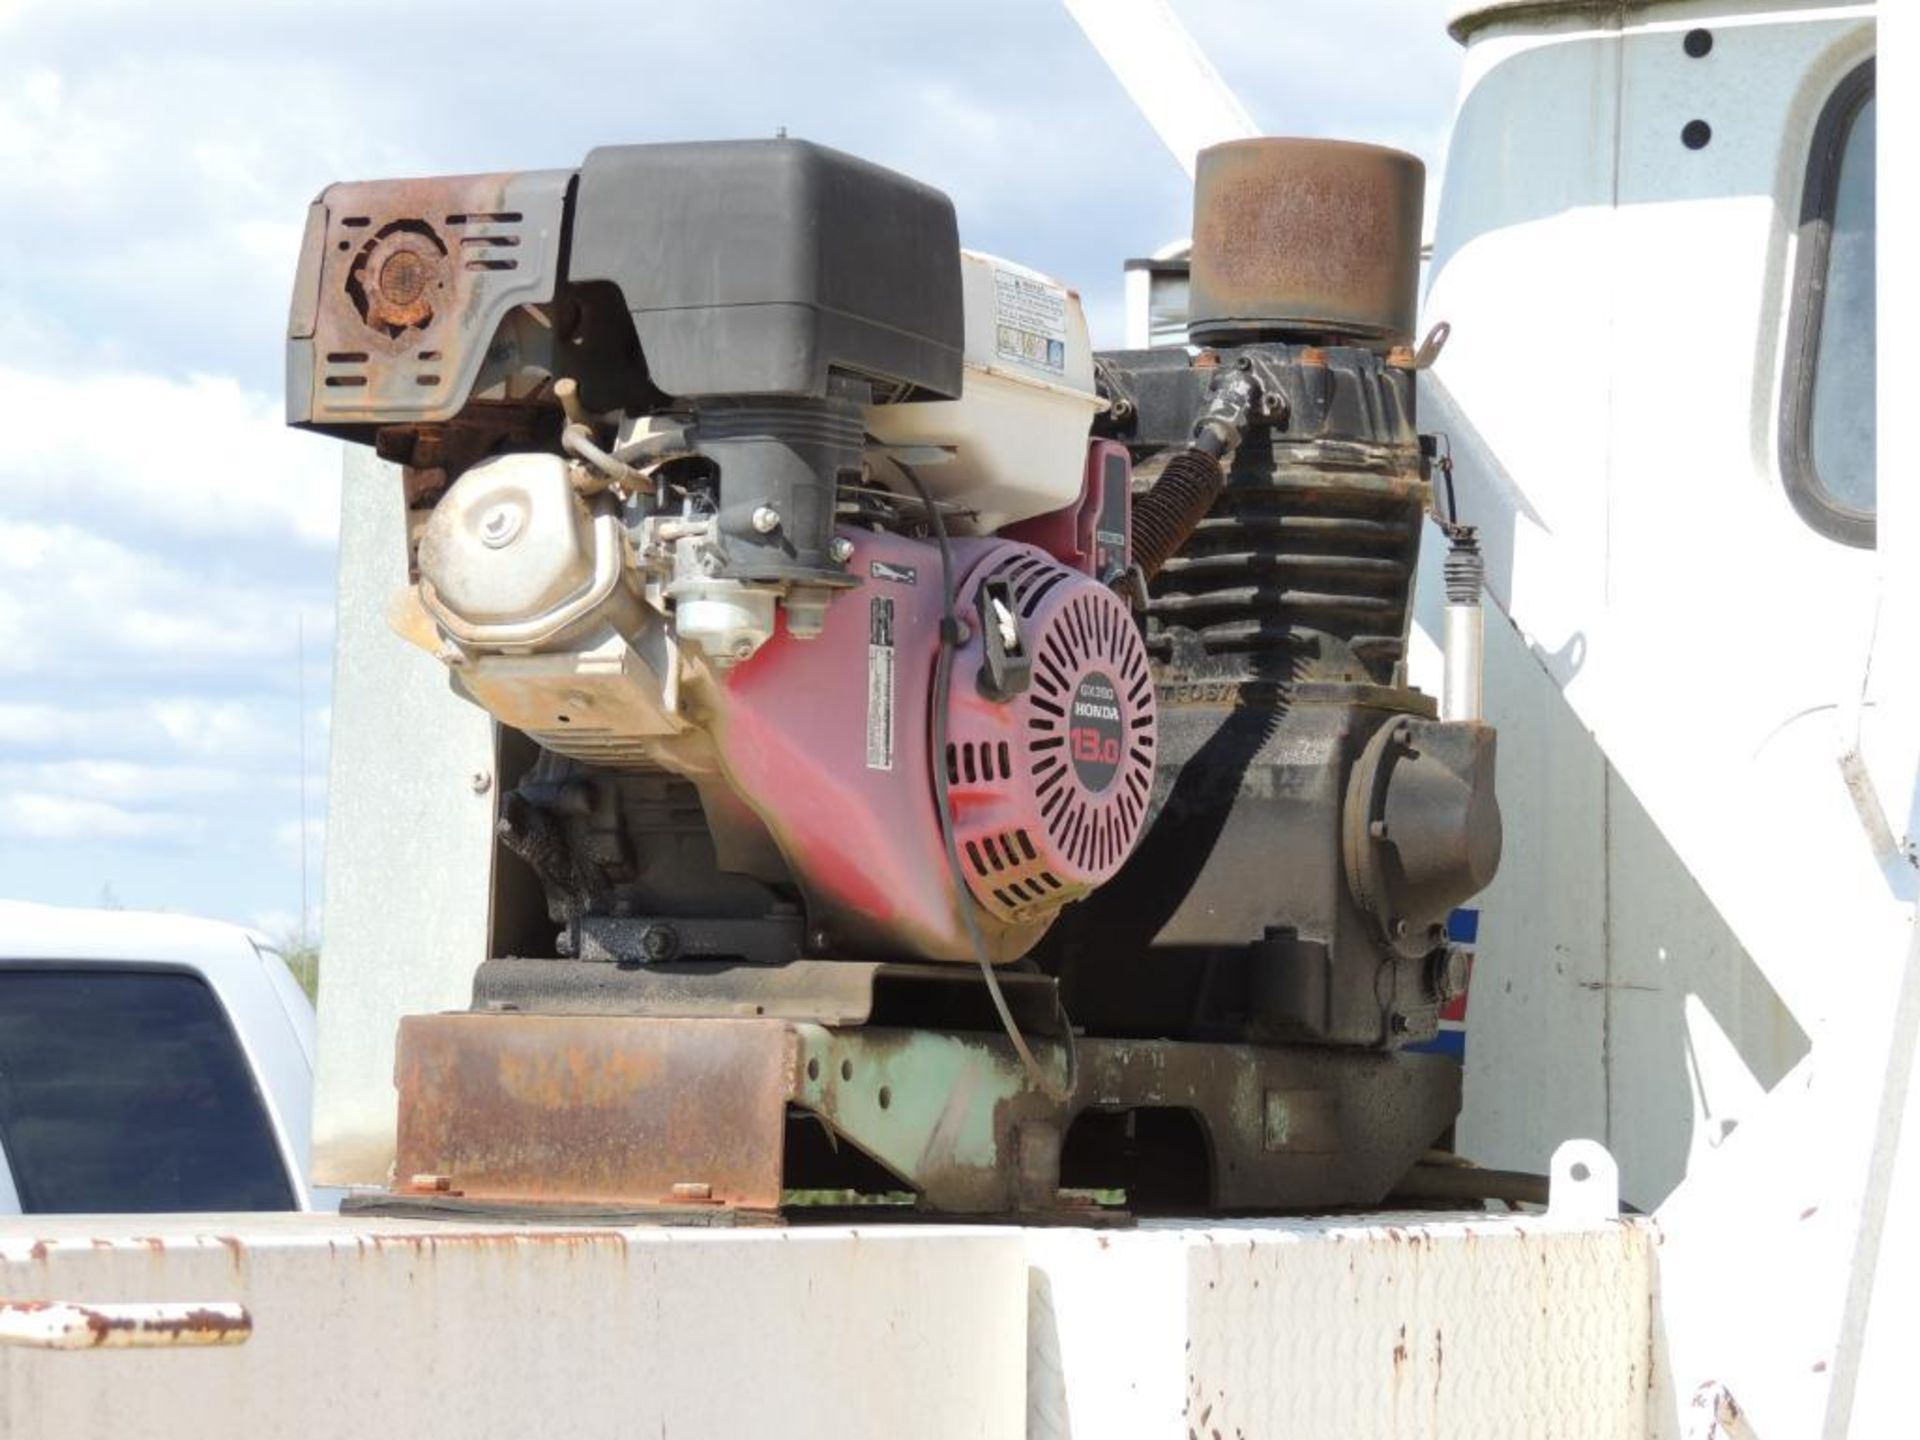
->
(291, 137, 1501, 1218)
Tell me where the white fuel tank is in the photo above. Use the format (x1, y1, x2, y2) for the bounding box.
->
(866, 251, 1103, 534)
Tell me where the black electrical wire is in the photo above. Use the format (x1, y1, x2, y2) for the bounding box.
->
(1431, 431, 1465, 535)
(894, 462, 1071, 1104)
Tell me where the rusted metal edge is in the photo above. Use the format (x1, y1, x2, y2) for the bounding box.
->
(0, 1300, 251, 1350)
(1446, 0, 1634, 43)
(290, 169, 568, 430)
(341, 1195, 782, 1227)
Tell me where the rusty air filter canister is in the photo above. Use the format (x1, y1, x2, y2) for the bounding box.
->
(1187, 138, 1424, 348)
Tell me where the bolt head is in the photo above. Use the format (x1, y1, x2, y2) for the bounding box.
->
(638, 924, 679, 963)
(469, 771, 492, 795)
(477, 502, 524, 549)
(829, 536, 856, 564)
(750, 504, 782, 534)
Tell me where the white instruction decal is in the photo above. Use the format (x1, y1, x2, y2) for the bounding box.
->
(867, 597, 896, 771)
(993, 268, 1068, 373)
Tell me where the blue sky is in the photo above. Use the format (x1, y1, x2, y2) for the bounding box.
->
(0, 0, 1460, 939)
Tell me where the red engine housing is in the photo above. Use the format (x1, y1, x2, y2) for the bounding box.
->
(713, 527, 1155, 964)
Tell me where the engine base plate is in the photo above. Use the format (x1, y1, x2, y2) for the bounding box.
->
(392, 1014, 1460, 1216)
(471, 956, 1065, 1033)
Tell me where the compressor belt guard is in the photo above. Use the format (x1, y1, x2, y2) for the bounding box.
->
(294, 135, 1499, 1217)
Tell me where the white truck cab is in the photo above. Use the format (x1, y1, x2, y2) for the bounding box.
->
(0, 902, 321, 1214)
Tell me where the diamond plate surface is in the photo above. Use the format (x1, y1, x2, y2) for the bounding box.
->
(1030, 1213, 1656, 1440)
(0, 1211, 1652, 1438)
(0, 1217, 1025, 1439)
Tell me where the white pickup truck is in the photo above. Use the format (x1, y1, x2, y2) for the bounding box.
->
(0, 902, 322, 1214)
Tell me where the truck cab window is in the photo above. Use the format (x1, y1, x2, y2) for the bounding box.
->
(1782, 59, 1876, 546)
(0, 969, 296, 1213)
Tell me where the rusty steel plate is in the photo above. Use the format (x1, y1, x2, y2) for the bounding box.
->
(288, 168, 568, 430)
(393, 1015, 801, 1210)
(1188, 137, 1424, 347)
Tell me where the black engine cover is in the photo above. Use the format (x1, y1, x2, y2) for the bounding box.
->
(570, 140, 963, 402)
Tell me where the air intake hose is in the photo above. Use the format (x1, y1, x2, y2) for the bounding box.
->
(1131, 448, 1226, 581)
(1129, 367, 1261, 581)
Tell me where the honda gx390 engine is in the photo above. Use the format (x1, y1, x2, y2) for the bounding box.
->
(290, 137, 1500, 1215)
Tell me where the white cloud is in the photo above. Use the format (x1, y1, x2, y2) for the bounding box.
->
(0, 791, 201, 843)
(149, 698, 307, 762)
(0, 760, 244, 804)
(0, 697, 311, 766)
(0, 519, 334, 679)
(274, 815, 328, 862)
(0, 368, 339, 547)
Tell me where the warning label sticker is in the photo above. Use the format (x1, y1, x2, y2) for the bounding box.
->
(993, 268, 1068, 373)
(867, 597, 896, 771)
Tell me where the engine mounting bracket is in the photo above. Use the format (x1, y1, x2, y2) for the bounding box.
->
(390, 1014, 1460, 1217)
